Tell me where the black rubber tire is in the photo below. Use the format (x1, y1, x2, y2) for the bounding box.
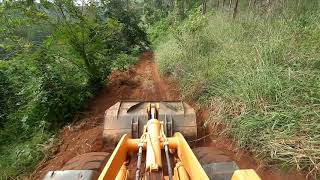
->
(193, 147, 232, 165)
(193, 147, 239, 180)
(62, 152, 110, 171)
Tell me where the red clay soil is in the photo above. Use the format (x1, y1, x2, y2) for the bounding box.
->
(31, 52, 307, 180)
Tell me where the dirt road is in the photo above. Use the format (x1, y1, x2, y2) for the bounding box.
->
(32, 52, 306, 180)
(31, 52, 179, 179)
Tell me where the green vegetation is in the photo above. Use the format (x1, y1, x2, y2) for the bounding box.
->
(151, 0, 320, 177)
(2, 0, 320, 178)
(0, 0, 147, 178)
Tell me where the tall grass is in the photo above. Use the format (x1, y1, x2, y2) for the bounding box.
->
(154, 5, 320, 177)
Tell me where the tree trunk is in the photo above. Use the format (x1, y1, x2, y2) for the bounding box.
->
(126, 0, 130, 10)
(170, 0, 175, 11)
(229, 0, 233, 8)
(202, 0, 207, 14)
(185, 0, 191, 10)
(252, 0, 256, 8)
(266, 0, 273, 16)
(233, 0, 239, 18)
(176, 0, 185, 20)
(156, 0, 163, 9)
(249, 0, 257, 9)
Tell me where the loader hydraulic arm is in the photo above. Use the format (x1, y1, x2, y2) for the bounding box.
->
(98, 103, 261, 180)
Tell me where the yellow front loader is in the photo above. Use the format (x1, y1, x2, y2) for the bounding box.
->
(44, 101, 261, 180)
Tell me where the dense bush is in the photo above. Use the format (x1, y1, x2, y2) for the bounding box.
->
(154, 3, 320, 177)
(0, 0, 147, 178)
(0, 43, 95, 178)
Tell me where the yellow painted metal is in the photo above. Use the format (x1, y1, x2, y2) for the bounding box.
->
(98, 132, 261, 180)
(98, 103, 261, 180)
(173, 162, 190, 180)
(98, 127, 209, 180)
(115, 164, 128, 180)
(146, 119, 162, 171)
(172, 132, 210, 180)
(98, 131, 261, 180)
(231, 169, 261, 180)
(124, 137, 177, 151)
(98, 135, 130, 180)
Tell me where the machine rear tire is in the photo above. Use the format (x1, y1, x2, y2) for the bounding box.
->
(62, 152, 110, 171)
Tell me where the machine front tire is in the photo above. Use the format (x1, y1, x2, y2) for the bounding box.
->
(193, 147, 239, 180)
(62, 152, 110, 171)
(193, 147, 232, 164)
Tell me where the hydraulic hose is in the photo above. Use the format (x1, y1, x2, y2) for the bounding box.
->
(135, 146, 143, 180)
(164, 144, 173, 180)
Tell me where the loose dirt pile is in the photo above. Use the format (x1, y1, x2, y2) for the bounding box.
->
(32, 52, 306, 180)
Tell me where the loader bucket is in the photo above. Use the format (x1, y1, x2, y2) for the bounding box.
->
(103, 101, 197, 144)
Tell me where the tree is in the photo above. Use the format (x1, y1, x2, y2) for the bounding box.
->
(0, 1, 50, 60)
(249, 0, 256, 8)
(106, 0, 149, 49)
(233, 0, 239, 18)
(176, 0, 185, 20)
(202, 0, 207, 14)
(48, 0, 148, 89)
(223, 0, 227, 7)
(52, 0, 104, 88)
(229, 0, 233, 8)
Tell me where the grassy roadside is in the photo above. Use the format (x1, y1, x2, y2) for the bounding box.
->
(153, 7, 320, 178)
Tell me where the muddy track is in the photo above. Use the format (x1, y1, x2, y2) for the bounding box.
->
(32, 52, 306, 180)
